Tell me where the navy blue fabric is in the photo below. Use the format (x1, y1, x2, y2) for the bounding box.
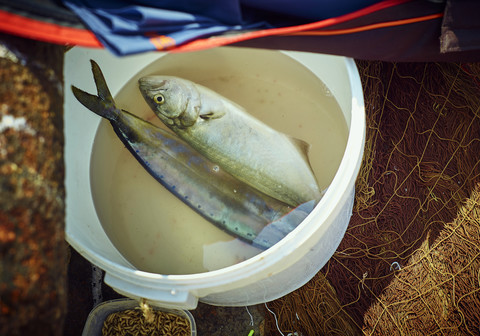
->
(62, 0, 381, 55)
(242, 0, 382, 21)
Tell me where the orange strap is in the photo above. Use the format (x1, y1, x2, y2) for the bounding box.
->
(287, 13, 444, 36)
(0, 9, 102, 47)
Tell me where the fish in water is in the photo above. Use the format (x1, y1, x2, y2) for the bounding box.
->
(71, 60, 314, 249)
(138, 76, 322, 207)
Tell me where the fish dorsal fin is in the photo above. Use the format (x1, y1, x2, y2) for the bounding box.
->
(289, 136, 312, 162)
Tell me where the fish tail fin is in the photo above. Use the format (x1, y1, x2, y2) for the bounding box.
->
(252, 200, 315, 249)
(70, 60, 118, 121)
(90, 60, 115, 105)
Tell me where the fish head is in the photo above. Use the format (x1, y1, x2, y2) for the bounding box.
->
(139, 76, 200, 128)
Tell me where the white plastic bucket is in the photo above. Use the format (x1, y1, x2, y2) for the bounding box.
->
(64, 47, 365, 310)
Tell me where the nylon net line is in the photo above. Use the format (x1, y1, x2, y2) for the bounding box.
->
(264, 61, 480, 335)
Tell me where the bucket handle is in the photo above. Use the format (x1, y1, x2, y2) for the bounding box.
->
(104, 272, 199, 310)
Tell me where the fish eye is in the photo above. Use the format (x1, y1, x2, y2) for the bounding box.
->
(154, 94, 165, 105)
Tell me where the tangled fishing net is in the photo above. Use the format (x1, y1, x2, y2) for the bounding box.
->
(264, 61, 480, 335)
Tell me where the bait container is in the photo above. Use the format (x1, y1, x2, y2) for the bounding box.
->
(64, 47, 365, 309)
(81, 298, 196, 335)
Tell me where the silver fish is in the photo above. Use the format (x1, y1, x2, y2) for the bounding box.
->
(71, 60, 313, 249)
(138, 76, 322, 207)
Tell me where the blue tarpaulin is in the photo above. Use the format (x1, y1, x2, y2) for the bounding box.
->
(62, 0, 381, 55)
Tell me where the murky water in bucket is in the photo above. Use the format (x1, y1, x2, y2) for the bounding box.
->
(90, 48, 348, 275)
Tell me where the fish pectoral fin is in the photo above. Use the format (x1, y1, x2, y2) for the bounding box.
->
(199, 109, 226, 120)
(289, 136, 312, 159)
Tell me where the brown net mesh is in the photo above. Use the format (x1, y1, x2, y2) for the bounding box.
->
(264, 61, 480, 335)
